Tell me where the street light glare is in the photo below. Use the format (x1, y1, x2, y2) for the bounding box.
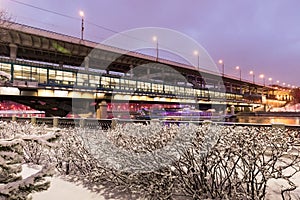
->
(235, 66, 240, 70)
(79, 10, 84, 17)
(259, 74, 264, 78)
(193, 50, 199, 55)
(152, 36, 157, 42)
(268, 77, 272, 81)
(249, 70, 254, 75)
(218, 59, 223, 64)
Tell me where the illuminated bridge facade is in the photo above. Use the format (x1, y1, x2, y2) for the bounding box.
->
(0, 22, 291, 117)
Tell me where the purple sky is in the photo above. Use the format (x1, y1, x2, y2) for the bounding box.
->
(1, 0, 300, 86)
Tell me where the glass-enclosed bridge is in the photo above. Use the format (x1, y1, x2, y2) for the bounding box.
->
(0, 22, 290, 118)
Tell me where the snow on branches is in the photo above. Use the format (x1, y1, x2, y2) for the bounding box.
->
(54, 122, 300, 199)
(0, 121, 60, 199)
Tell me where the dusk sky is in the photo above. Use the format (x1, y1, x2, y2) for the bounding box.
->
(1, 0, 300, 86)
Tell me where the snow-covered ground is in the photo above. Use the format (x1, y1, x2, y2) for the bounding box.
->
(22, 164, 299, 200)
(32, 177, 105, 200)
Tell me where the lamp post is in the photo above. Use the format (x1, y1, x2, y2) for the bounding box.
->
(194, 50, 199, 70)
(235, 66, 241, 80)
(218, 59, 224, 76)
(249, 70, 255, 84)
(268, 77, 273, 86)
(79, 10, 84, 40)
(259, 74, 265, 86)
(152, 36, 158, 62)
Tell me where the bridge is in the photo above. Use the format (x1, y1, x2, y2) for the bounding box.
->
(0, 22, 291, 118)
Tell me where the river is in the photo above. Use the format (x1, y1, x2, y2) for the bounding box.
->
(234, 116, 300, 125)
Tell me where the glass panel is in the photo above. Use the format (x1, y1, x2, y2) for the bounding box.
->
(89, 74, 100, 87)
(77, 73, 89, 86)
(63, 71, 75, 85)
(31, 67, 38, 81)
(0, 63, 11, 75)
(22, 66, 31, 80)
(14, 65, 23, 80)
(39, 68, 47, 84)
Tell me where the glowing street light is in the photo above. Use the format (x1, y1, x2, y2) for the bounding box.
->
(259, 74, 265, 86)
(235, 66, 241, 80)
(276, 80, 280, 85)
(79, 10, 84, 40)
(194, 50, 199, 70)
(152, 36, 158, 62)
(268, 77, 273, 86)
(218, 59, 224, 76)
(249, 70, 255, 84)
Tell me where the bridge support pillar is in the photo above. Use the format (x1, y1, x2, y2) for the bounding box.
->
(84, 57, 89, 70)
(96, 100, 107, 119)
(9, 43, 18, 60)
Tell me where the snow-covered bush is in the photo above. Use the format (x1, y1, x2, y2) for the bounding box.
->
(26, 120, 300, 199)
(0, 121, 60, 199)
(170, 125, 300, 199)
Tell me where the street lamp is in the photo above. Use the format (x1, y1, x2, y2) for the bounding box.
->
(276, 80, 280, 85)
(218, 59, 224, 76)
(152, 36, 158, 62)
(194, 50, 199, 70)
(235, 66, 241, 80)
(249, 70, 255, 84)
(268, 77, 273, 86)
(79, 10, 84, 40)
(259, 74, 265, 86)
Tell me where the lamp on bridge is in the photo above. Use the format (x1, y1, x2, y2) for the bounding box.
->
(259, 74, 265, 86)
(235, 66, 241, 80)
(193, 50, 199, 70)
(79, 10, 84, 40)
(249, 70, 255, 84)
(218, 59, 224, 76)
(276, 80, 280, 85)
(268, 77, 273, 86)
(152, 36, 158, 62)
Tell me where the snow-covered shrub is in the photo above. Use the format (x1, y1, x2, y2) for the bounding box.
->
(173, 125, 300, 199)
(49, 121, 300, 199)
(0, 121, 60, 199)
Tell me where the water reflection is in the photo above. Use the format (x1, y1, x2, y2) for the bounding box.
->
(236, 116, 300, 125)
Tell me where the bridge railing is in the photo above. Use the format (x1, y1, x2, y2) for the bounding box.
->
(1, 116, 300, 131)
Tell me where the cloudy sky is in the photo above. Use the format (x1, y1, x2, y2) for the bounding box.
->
(1, 0, 300, 86)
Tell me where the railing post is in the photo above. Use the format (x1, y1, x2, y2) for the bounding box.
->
(271, 123, 285, 130)
(203, 120, 213, 125)
(79, 118, 86, 128)
(111, 118, 119, 129)
(31, 116, 36, 125)
(150, 118, 160, 126)
(12, 116, 17, 122)
(53, 117, 60, 128)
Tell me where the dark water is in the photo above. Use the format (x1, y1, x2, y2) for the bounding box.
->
(235, 116, 300, 125)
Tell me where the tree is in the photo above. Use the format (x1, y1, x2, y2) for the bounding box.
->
(0, 121, 61, 200)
